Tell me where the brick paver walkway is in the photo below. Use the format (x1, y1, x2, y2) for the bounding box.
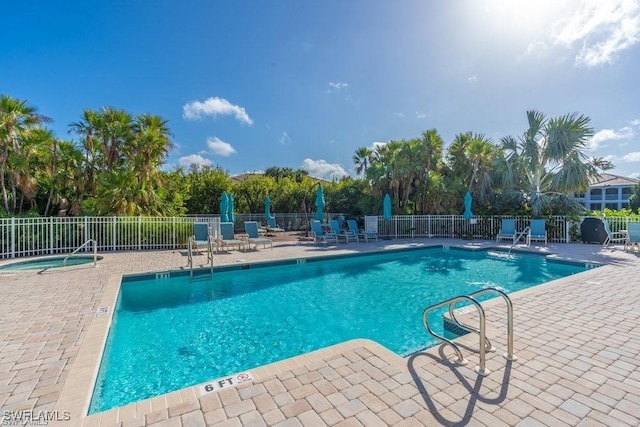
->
(0, 239, 638, 426)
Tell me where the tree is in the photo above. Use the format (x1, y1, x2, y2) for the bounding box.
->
(494, 110, 596, 217)
(352, 147, 373, 176)
(0, 95, 50, 213)
(629, 182, 640, 212)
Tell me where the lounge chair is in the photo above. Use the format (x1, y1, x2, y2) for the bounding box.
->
(218, 222, 246, 252)
(265, 216, 285, 234)
(625, 223, 640, 251)
(192, 222, 212, 253)
(347, 219, 377, 242)
(496, 219, 516, 243)
(310, 220, 338, 245)
(528, 219, 547, 245)
(244, 221, 272, 250)
(603, 220, 627, 247)
(329, 219, 356, 243)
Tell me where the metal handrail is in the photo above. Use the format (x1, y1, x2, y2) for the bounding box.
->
(423, 295, 490, 376)
(63, 239, 97, 267)
(450, 288, 517, 361)
(508, 226, 530, 254)
(187, 237, 194, 278)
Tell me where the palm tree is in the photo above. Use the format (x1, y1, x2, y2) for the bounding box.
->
(0, 95, 50, 213)
(352, 147, 373, 176)
(494, 110, 596, 217)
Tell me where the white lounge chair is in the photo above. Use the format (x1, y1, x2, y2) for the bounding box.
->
(603, 220, 627, 247)
(329, 220, 355, 243)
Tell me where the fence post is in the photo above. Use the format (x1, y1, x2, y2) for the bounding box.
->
(173, 217, 176, 249)
(49, 217, 54, 254)
(138, 215, 142, 251)
(84, 216, 89, 251)
(10, 217, 15, 259)
(112, 217, 117, 251)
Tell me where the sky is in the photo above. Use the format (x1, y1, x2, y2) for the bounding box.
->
(2, 0, 639, 179)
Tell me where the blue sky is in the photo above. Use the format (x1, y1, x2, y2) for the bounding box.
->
(2, 0, 639, 179)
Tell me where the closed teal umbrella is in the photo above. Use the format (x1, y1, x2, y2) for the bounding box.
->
(220, 192, 229, 222)
(227, 193, 235, 222)
(463, 191, 474, 219)
(265, 196, 273, 220)
(383, 193, 392, 220)
(315, 186, 325, 221)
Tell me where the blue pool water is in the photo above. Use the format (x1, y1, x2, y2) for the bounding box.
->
(90, 247, 586, 413)
(0, 255, 102, 271)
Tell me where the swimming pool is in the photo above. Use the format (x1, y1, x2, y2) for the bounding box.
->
(0, 255, 103, 271)
(89, 247, 587, 413)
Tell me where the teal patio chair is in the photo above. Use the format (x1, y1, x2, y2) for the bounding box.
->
(347, 219, 377, 242)
(192, 222, 211, 253)
(528, 219, 547, 245)
(329, 219, 355, 243)
(310, 220, 338, 246)
(244, 221, 272, 250)
(625, 223, 640, 251)
(218, 222, 246, 252)
(266, 216, 285, 233)
(496, 219, 516, 243)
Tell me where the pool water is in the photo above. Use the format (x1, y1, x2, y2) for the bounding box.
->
(90, 248, 586, 413)
(0, 255, 102, 271)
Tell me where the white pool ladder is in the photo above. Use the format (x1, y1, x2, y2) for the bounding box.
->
(187, 236, 214, 280)
(508, 226, 530, 254)
(63, 239, 98, 267)
(422, 287, 516, 376)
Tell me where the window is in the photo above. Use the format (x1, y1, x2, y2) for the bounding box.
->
(574, 192, 585, 198)
(622, 187, 632, 200)
(590, 203, 602, 211)
(605, 202, 619, 210)
(590, 188, 602, 200)
(622, 202, 629, 209)
(605, 188, 618, 200)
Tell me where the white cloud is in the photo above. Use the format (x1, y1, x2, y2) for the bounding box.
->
(467, 75, 479, 83)
(416, 112, 427, 119)
(631, 118, 640, 126)
(207, 137, 237, 156)
(589, 127, 634, 149)
(301, 159, 348, 180)
(370, 141, 388, 151)
(327, 82, 349, 93)
(279, 132, 291, 145)
(183, 97, 253, 125)
(552, 0, 640, 66)
(526, 41, 549, 55)
(622, 151, 640, 162)
(178, 154, 212, 168)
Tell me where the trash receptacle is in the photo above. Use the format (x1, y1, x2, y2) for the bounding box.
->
(581, 217, 607, 243)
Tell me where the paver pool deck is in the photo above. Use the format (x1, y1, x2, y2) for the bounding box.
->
(0, 238, 639, 426)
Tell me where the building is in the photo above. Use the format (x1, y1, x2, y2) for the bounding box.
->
(573, 173, 639, 211)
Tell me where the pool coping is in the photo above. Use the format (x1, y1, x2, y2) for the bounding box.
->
(53, 243, 600, 425)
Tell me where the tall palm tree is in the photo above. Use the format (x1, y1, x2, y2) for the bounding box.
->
(494, 110, 596, 217)
(0, 95, 50, 213)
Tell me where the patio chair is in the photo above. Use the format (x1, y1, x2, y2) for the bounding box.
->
(528, 219, 547, 245)
(244, 221, 272, 250)
(347, 219, 377, 242)
(191, 222, 212, 253)
(625, 223, 640, 251)
(496, 219, 516, 243)
(329, 219, 356, 243)
(310, 220, 338, 246)
(218, 222, 246, 252)
(265, 216, 285, 234)
(603, 220, 627, 247)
